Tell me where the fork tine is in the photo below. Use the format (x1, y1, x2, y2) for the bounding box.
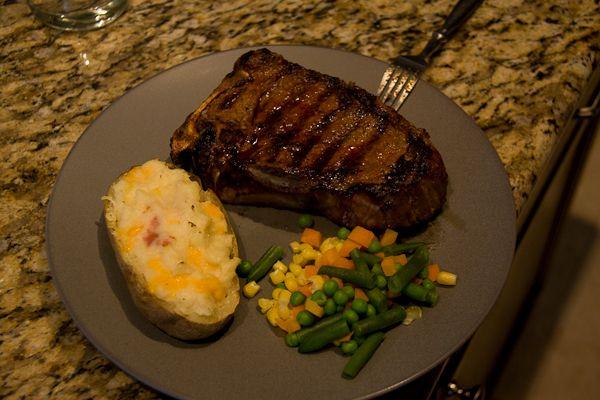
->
(390, 71, 417, 110)
(386, 72, 410, 106)
(377, 67, 394, 97)
(379, 67, 403, 104)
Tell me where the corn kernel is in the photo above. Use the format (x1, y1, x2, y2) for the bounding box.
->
(292, 254, 306, 266)
(272, 287, 288, 300)
(289, 263, 303, 276)
(305, 299, 324, 317)
(319, 237, 342, 253)
(284, 276, 299, 291)
(296, 271, 308, 286)
(308, 275, 325, 291)
(269, 269, 286, 285)
(273, 261, 288, 273)
(278, 303, 291, 320)
(278, 289, 291, 305)
(299, 243, 313, 251)
(258, 298, 275, 314)
(243, 281, 261, 298)
(301, 248, 319, 261)
(266, 306, 279, 326)
(334, 241, 343, 252)
(290, 241, 302, 253)
(437, 271, 457, 286)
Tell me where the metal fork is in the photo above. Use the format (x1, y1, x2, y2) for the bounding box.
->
(378, 0, 484, 111)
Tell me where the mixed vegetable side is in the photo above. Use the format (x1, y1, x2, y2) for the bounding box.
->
(236, 215, 458, 379)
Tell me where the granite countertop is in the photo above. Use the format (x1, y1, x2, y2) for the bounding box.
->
(1, 0, 598, 397)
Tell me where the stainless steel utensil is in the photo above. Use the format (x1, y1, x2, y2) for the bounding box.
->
(378, 0, 484, 110)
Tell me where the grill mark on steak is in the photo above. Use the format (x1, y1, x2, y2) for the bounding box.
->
(170, 49, 448, 230)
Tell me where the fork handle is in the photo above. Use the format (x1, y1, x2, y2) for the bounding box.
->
(418, 0, 484, 62)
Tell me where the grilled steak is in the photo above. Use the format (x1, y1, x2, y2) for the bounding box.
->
(170, 49, 447, 230)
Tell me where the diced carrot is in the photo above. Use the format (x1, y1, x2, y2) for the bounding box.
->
(277, 317, 301, 333)
(338, 239, 361, 258)
(316, 248, 339, 268)
(300, 228, 322, 248)
(304, 265, 318, 277)
(298, 285, 313, 297)
(331, 256, 355, 270)
(380, 229, 398, 247)
(290, 305, 305, 319)
(333, 332, 353, 346)
(381, 256, 398, 277)
(355, 288, 369, 301)
(427, 264, 441, 282)
(348, 226, 376, 248)
(393, 254, 408, 265)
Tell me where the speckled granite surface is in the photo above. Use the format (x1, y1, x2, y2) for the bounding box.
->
(0, 0, 598, 397)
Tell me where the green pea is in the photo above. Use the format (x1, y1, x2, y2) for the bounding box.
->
(419, 267, 429, 279)
(324, 299, 337, 315)
(336, 304, 345, 313)
(333, 290, 349, 305)
(367, 239, 382, 253)
(235, 260, 253, 277)
(290, 291, 306, 306)
(366, 304, 377, 317)
(342, 285, 355, 299)
(376, 275, 388, 289)
(276, 282, 286, 289)
(351, 298, 368, 315)
(297, 310, 315, 327)
(337, 227, 351, 240)
(323, 280, 339, 297)
(343, 309, 360, 324)
(371, 263, 383, 276)
(285, 332, 299, 347)
(341, 340, 358, 355)
(423, 279, 435, 291)
(310, 290, 328, 306)
(298, 214, 314, 228)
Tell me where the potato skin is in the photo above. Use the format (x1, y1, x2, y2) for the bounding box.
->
(103, 163, 240, 341)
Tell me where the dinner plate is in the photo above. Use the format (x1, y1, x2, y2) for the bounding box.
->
(46, 45, 515, 399)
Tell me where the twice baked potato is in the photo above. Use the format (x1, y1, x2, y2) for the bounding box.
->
(102, 159, 240, 340)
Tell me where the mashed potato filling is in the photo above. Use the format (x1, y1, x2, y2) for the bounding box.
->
(104, 159, 239, 318)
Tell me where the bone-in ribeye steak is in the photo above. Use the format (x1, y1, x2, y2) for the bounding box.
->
(170, 49, 447, 230)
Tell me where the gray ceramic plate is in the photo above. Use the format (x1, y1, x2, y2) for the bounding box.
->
(46, 46, 515, 400)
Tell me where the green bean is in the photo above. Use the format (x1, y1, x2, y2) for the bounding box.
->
(342, 332, 385, 378)
(426, 288, 439, 307)
(318, 265, 375, 289)
(402, 283, 429, 302)
(403, 283, 439, 307)
(350, 249, 370, 274)
(352, 306, 406, 337)
(298, 319, 350, 353)
(366, 288, 388, 313)
(422, 279, 435, 291)
(381, 242, 426, 256)
(387, 246, 429, 295)
(295, 313, 344, 344)
(357, 251, 382, 266)
(246, 245, 284, 282)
